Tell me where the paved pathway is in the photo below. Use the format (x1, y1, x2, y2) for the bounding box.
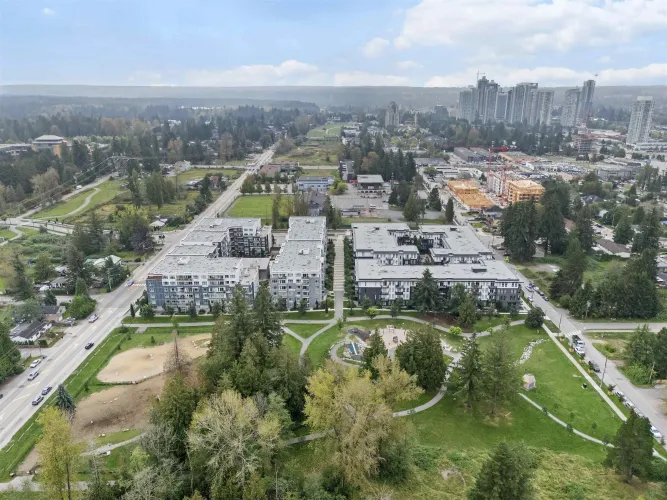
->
(333, 235, 345, 319)
(81, 434, 143, 456)
(0, 226, 23, 247)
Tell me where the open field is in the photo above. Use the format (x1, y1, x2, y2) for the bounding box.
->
(274, 141, 340, 166)
(0, 229, 16, 240)
(283, 334, 302, 355)
(30, 180, 126, 220)
(284, 323, 326, 338)
(587, 331, 630, 360)
(306, 122, 353, 139)
(173, 167, 242, 185)
(226, 194, 293, 219)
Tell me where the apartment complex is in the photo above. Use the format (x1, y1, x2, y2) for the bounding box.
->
(458, 88, 475, 122)
(181, 218, 272, 257)
(561, 89, 581, 128)
(269, 217, 327, 308)
(352, 223, 520, 308)
(627, 96, 655, 145)
(386, 101, 400, 127)
(506, 179, 545, 203)
(577, 80, 596, 124)
(447, 179, 494, 209)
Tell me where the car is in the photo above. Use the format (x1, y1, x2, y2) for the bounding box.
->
(88, 314, 99, 323)
(588, 360, 600, 372)
(41, 386, 52, 396)
(544, 296, 549, 301)
(29, 358, 42, 369)
(574, 345, 585, 356)
(651, 426, 662, 440)
(613, 388, 625, 400)
(31, 395, 44, 406)
(624, 400, 635, 410)
(65, 317, 75, 326)
(126, 280, 134, 287)
(0, 393, 3, 400)
(27, 371, 39, 381)
(85, 342, 95, 350)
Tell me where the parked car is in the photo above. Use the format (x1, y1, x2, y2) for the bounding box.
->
(624, 400, 635, 410)
(31, 395, 44, 406)
(85, 342, 95, 350)
(0, 393, 3, 400)
(126, 280, 134, 287)
(588, 360, 600, 372)
(574, 345, 585, 356)
(88, 314, 99, 323)
(29, 358, 42, 369)
(41, 386, 52, 396)
(27, 371, 39, 381)
(651, 426, 662, 440)
(613, 388, 625, 400)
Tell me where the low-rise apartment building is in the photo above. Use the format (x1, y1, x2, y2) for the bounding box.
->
(418, 225, 493, 263)
(506, 179, 544, 203)
(181, 218, 271, 257)
(352, 223, 418, 265)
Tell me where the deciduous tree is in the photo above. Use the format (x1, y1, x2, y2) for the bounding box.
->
(38, 407, 81, 500)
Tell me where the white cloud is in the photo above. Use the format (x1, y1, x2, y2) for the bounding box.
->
(599, 55, 612, 63)
(425, 63, 667, 87)
(41, 7, 55, 16)
(361, 37, 390, 58)
(396, 0, 667, 55)
(333, 71, 411, 86)
(396, 60, 422, 70)
(183, 60, 320, 86)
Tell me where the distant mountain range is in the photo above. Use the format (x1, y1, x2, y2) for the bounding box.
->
(2, 84, 666, 109)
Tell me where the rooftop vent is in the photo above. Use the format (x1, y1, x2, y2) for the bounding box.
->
(177, 257, 190, 265)
(299, 249, 310, 255)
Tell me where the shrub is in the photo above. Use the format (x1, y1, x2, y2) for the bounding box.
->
(67, 296, 96, 319)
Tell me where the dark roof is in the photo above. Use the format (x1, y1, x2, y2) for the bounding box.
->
(597, 238, 629, 255)
(40, 305, 60, 315)
(10, 321, 46, 340)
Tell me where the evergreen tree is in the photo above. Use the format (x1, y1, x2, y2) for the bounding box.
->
(412, 269, 441, 315)
(428, 188, 442, 211)
(458, 292, 478, 327)
(298, 298, 308, 316)
(252, 281, 282, 348)
(614, 215, 634, 245)
(33, 253, 55, 282)
(468, 442, 536, 500)
(11, 252, 33, 300)
(363, 329, 388, 379)
(445, 198, 455, 223)
(654, 328, 667, 379)
(129, 303, 135, 318)
(43, 289, 57, 306)
(456, 333, 483, 408)
(501, 201, 538, 262)
(482, 327, 519, 417)
(524, 307, 545, 329)
(623, 324, 656, 368)
(403, 190, 421, 222)
(550, 236, 586, 299)
(575, 205, 595, 253)
(605, 412, 654, 483)
(54, 384, 76, 421)
(538, 191, 566, 254)
(396, 326, 447, 391)
(632, 208, 661, 253)
(0, 321, 22, 384)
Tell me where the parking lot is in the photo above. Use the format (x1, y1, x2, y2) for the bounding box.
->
(330, 185, 443, 221)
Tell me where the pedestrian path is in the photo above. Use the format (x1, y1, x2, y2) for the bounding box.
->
(333, 235, 345, 319)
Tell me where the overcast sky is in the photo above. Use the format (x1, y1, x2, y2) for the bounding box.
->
(1, 0, 666, 87)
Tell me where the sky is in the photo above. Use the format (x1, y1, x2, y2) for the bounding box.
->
(1, 0, 666, 87)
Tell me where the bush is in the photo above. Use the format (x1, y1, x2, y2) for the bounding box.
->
(623, 363, 654, 385)
(378, 436, 412, 482)
(524, 307, 545, 329)
(67, 296, 97, 319)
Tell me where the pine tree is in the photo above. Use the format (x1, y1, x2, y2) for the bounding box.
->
(606, 412, 654, 482)
(130, 303, 135, 318)
(456, 333, 483, 408)
(0, 321, 22, 384)
(538, 191, 566, 254)
(468, 442, 536, 500)
(403, 190, 421, 222)
(482, 327, 519, 417)
(54, 384, 76, 421)
(458, 292, 478, 327)
(395, 326, 447, 391)
(445, 198, 455, 223)
(253, 281, 282, 348)
(613, 215, 634, 245)
(633, 208, 661, 253)
(575, 205, 595, 253)
(364, 329, 388, 378)
(413, 269, 441, 315)
(428, 188, 442, 211)
(550, 236, 586, 299)
(11, 252, 33, 300)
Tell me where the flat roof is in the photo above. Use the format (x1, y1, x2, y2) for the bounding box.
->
(270, 240, 324, 274)
(288, 217, 327, 241)
(420, 225, 493, 255)
(195, 218, 261, 231)
(357, 174, 384, 184)
(168, 245, 218, 256)
(151, 255, 244, 276)
(33, 135, 63, 142)
(297, 176, 333, 182)
(355, 259, 519, 282)
(181, 230, 227, 244)
(352, 223, 415, 253)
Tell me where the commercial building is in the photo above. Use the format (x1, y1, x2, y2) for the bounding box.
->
(0, 143, 31, 157)
(506, 179, 545, 203)
(31, 135, 65, 156)
(453, 147, 485, 163)
(596, 164, 636, 181)
(386, 101, 400, 127)
(355, 259, 520, 308)
(146, 254, 267, 311)
(458, 88, 476, 122)
(627, 96, 655, 145)
(181, 218, 271, 258)
(561, 89, 581, 128)
(357, 174, 385, 191)
(269, 216, 327, 309)
(296, 176, 334, 192)
(577, 80, 596, 124)
(340, 160, 355, 181)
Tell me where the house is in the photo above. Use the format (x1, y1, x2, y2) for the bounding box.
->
(10, 321, 51, 345)
(596, 238, 631, 258)
(88, 255, 122, 269)
(49, 276, 68, 289)
(581, 195, 603, 205)
(150, 220, 167, 231)
(41, 305, 64, 322)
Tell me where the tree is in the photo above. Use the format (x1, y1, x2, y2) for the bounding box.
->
(43, 289, 57, 306)
(16, 298, 43, 323)
(403, 190, 421, 222)
(33, 253, 55, 282)
(129, 303, 135, 318)
(364, 329, 388, 378)
(390, 298, 402, 318)
(550, 236, 585, 299)
(456, 333, 483, 408)
(428, 187, 442, 211)
(538, 191, 567, 254)
(152, 371, 197, 459)
(633, 208, 661, 253)
(458, 292, 478, 326)
(127, 169, 143, 207)
(366, 306, 378, 319)
(614, 215, 634, 245)
(252, 281, 282, 348)
(468, 442, 536, 500)
(501, 201, 538, 262)
(575, 205, 595, 253)
(304, 362, 421, 487)
(271, 192, 281, 229)
(445, 198, 455, 223)
(396, 326, 447, 391)
(298, 298, 308, 316)
(11, 252, 33, 300)
(140, 303, 155, 319)
(413, 269, 441, 315)
(623, 324, 656, 369)
(54, 384, 76, 421)
(0, 321, 22, 384)
(606, 412, 654, 482)
(75, 277, 89, 297)
(188, 390, 284, 494)
(38, 407, 81, 500)
(482, 327, 519, 417)
(654, 328, 667, 379)
(524, 307, 545, 329)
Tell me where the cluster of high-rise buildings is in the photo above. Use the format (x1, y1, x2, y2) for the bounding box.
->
(458, 76, 597, 129)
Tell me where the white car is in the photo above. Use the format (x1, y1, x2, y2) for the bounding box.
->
(574, 345, 585, 356)
(624, 400, 635, 410)
(29, 358, 42, 369)
(27, 371, 39, 381)
(651, 426, 662, 440)
(88, 314, 99, 323)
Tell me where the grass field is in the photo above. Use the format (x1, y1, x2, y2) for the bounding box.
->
(306, 122, 354, 140)
(283, 310, 335, 320)
(283, 334, 302, 356)
(284, 323, 326, 338)
(30, 180, 126, 220)
(123, 315, 217, 324)
(587, 331, 630, 360)
(274, 141, 340, 166)
(173, 168, 242, 185)
(226, 195, 293, 219)
(0, 228, 16, 240)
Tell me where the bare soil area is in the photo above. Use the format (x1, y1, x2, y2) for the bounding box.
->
(98, 334, 210, 383)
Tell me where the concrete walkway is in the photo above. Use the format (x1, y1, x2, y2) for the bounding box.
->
(333, 235, 345, 319)
(81, 434, 143, 457)
(0, 226, 24, 247)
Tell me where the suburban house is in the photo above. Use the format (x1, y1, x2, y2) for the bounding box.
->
(10, 321, 52, 345)
(595, 239, 631, 258)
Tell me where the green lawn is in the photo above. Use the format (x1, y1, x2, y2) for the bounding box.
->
(275, 141, 340, 166)
(174, 168, 242, 185)
(123, 315, 217, 324)
(0, 228, 16, 240)
(226, 195, 293, 219)
(306, 122, 353, 139)
(587, 331, 630, 360)
(305, 325, 344, 367)
(284, 323, 326, 338)
(30, 180, 125, 220)
(94, 428, 143, 447)
(283, 310, 334, 320)
(283, 334, 302, 356)
(545, 319, 561, 333)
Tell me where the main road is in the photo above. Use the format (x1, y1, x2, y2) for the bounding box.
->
(0, 147, 273, 450)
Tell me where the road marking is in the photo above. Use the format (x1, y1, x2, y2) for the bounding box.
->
(26, 382, 40, 388)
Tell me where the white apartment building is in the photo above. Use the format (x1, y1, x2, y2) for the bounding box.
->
(627, 96, 655, 145)
(352, 223, 418, 265)
(562, 89, 581, 128)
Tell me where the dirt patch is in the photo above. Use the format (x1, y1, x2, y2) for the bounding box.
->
(98, 334, 210, 383)
(17, 446, 40, 474)
(72, 375, 165, 442)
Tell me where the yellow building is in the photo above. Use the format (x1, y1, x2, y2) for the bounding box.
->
(506, 179, 545, 203)
(31, 135, 65, 157)
(447, 179, 494, 209)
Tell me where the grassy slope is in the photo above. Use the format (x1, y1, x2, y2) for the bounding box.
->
(284, 323, 327, 338)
